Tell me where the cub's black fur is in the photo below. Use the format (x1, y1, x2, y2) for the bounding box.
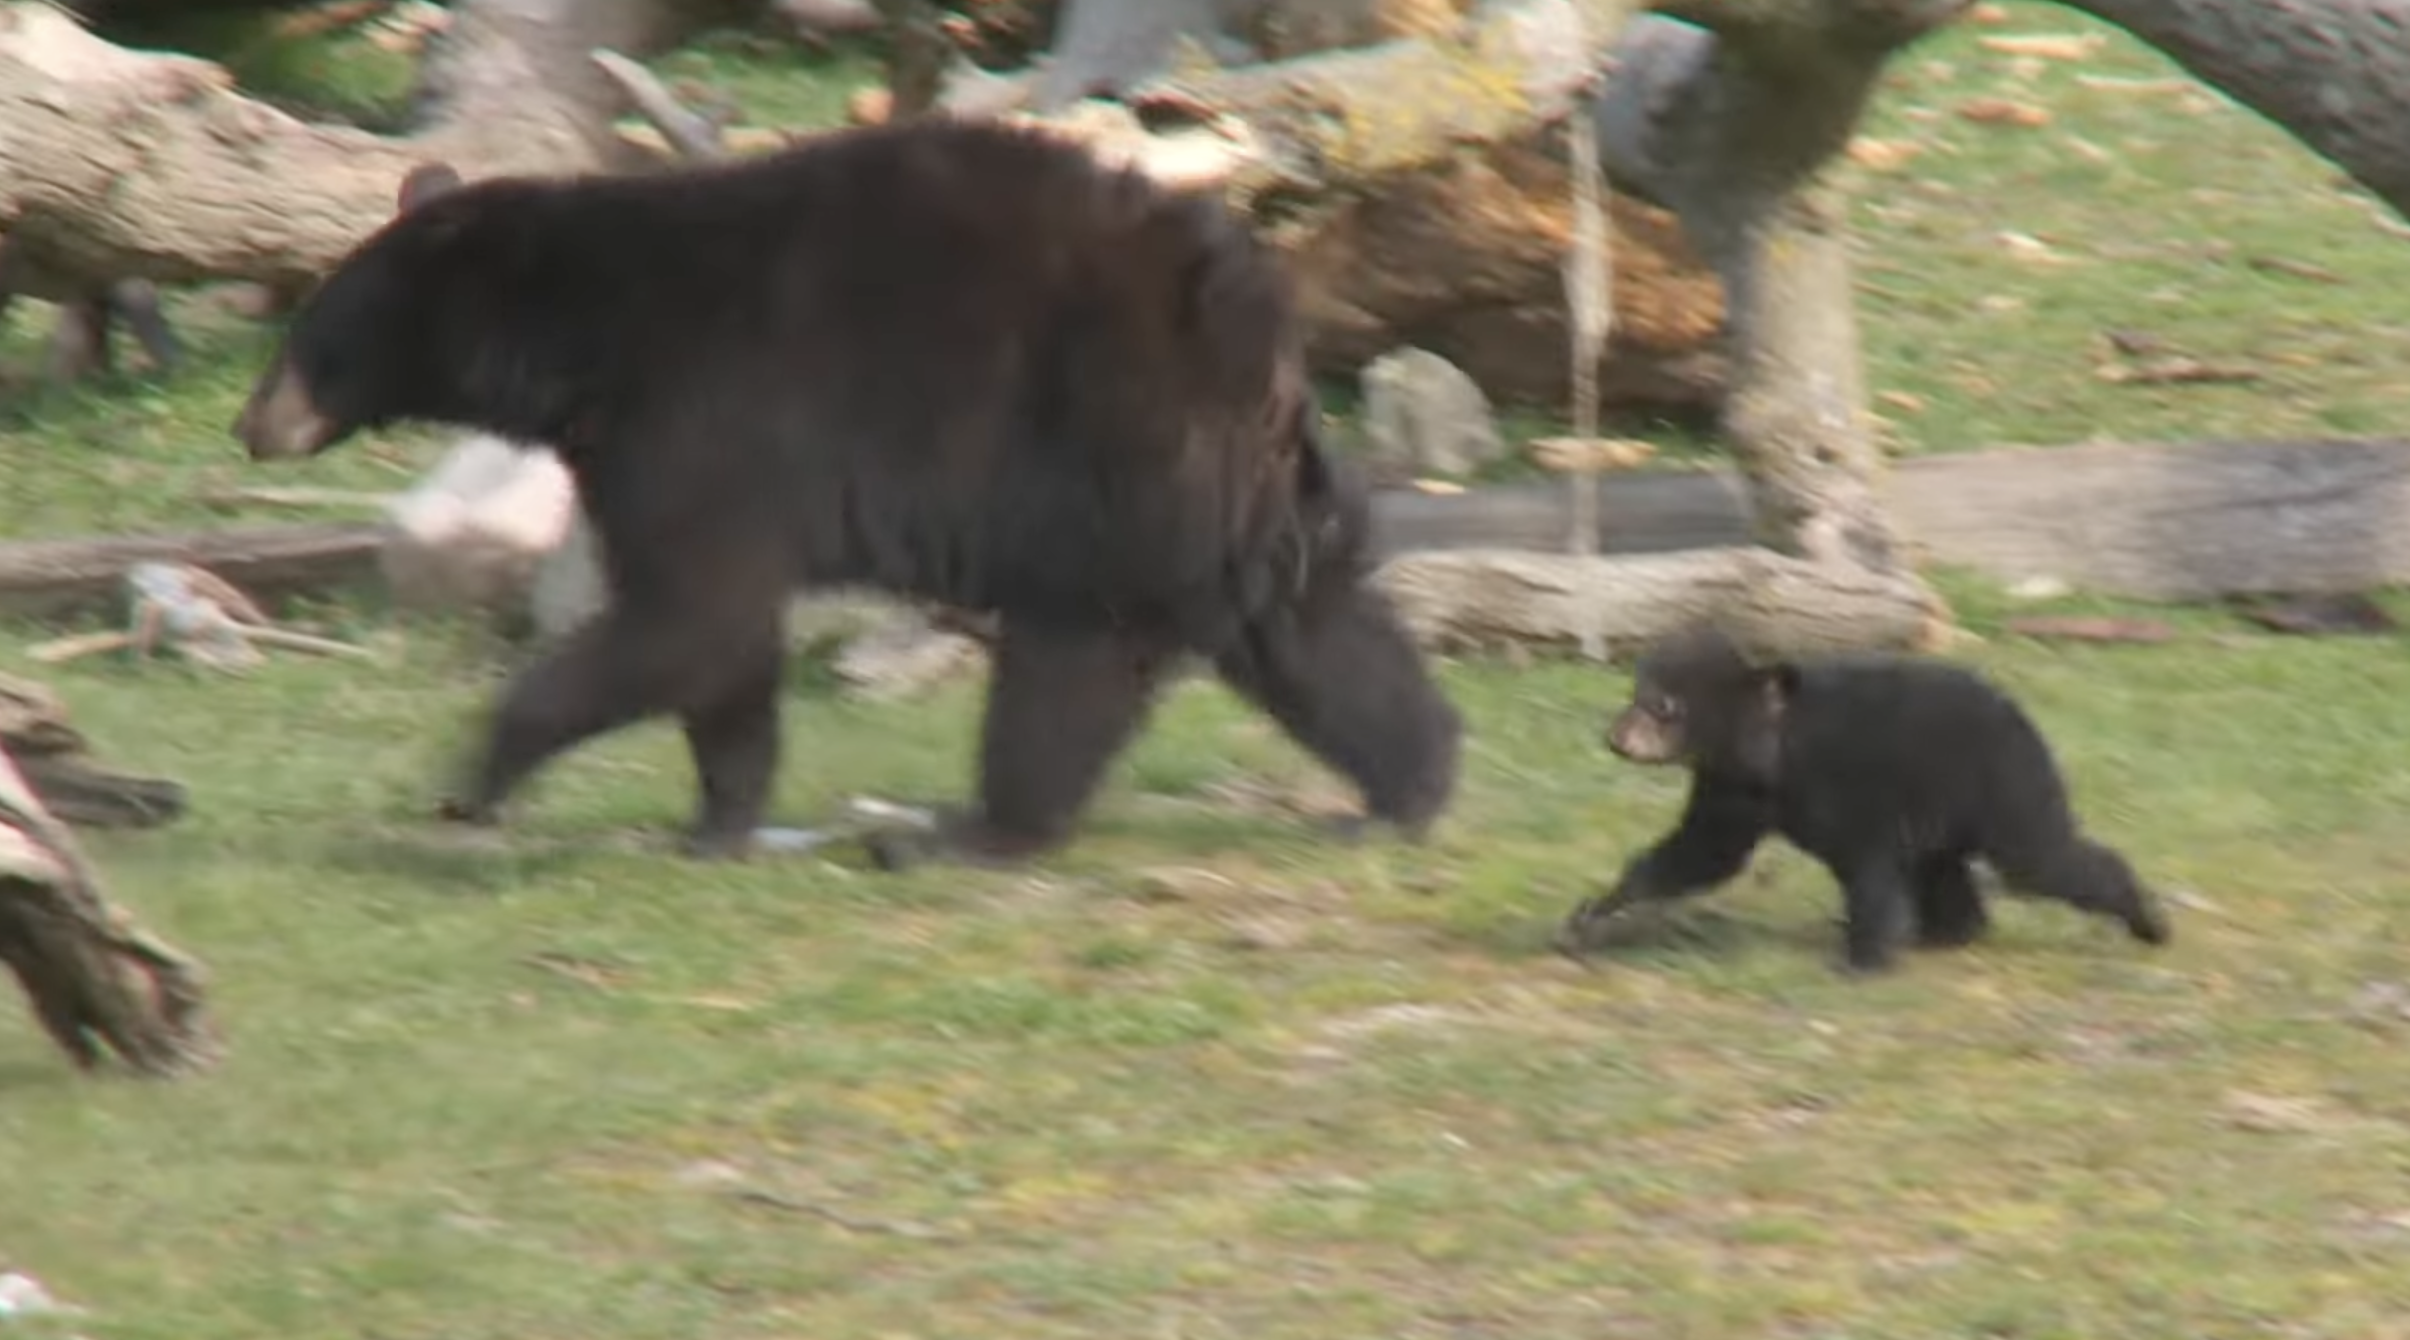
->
(1557, 626, 2170, 973)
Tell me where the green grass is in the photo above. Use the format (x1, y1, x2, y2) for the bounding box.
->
(8, 4, 2410, 1337)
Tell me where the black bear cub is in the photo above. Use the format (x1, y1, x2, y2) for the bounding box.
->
(1556, 626, 2171, 974)
(232, 118, 1460, 864)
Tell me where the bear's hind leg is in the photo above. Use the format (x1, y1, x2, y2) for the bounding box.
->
(1911, 851, 1991, 949)
(872, 619, 1177, 869)
(1990, 832, 2172, 947)
(1211, 580, 1461, 840)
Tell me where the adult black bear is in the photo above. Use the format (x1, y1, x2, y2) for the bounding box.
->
(233, 119, 1461, 863)
(1555, 626, 2170, 974)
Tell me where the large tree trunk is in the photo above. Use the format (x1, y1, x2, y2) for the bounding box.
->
(2057, 0, 2410, 219)
(1032, 0, 1471, 110)
(0, 0, 702, 295)
(1593, 3, 1970, 573)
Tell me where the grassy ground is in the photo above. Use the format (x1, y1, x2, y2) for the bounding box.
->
(8, 4, 2410, 1337)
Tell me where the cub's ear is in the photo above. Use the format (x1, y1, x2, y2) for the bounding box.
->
(397, 163, 464, 216)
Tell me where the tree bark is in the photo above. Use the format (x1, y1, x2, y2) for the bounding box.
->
(2057, 0, 2410, 218)
(1593, 3, 1968, 573)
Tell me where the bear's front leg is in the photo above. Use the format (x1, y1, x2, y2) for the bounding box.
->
(1835, 859, 1915, 975)
(1211, 580, 1461, 842)
(439, 613, 675, 828)
(1555, 777, 1771, 959)
(439, 588, 787, 852)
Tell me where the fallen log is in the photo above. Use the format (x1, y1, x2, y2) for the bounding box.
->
(7, 436, 2402, 634)
(1888, 437, 2410, 601)
(0, 523, 385, 620)
(1376, 437, 2410, 601)
(1374, 546, 1951, 659)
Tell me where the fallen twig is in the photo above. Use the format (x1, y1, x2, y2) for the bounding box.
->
(729, 1186, 953, 1241)
(194, 484, 394, 513)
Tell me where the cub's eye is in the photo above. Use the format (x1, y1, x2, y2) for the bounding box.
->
(1647, 693, 1683, 720)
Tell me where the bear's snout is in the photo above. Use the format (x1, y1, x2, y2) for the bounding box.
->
(1606, 709, 1678, 765)
(234, 361, 335, 461)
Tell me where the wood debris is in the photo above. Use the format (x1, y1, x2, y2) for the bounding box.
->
(26, 562, 371, 670)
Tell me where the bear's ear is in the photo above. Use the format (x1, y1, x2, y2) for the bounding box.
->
(397, 163, 464, 216)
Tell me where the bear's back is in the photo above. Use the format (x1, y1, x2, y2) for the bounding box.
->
(1777, 656, 2065, 850)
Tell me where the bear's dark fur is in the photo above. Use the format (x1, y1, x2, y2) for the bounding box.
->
(1555, 626, 2170, 974)
(234, 118, 1461, 862)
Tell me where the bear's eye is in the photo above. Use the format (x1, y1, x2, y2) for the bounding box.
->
(1647, 692, 1683, 720)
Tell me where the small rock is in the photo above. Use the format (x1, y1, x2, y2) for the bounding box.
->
(0, 1271, 70, 1318)
(2347, 981, 2410, 1026)
(833, 616, 986, 700)
(2220, 1090, 2328, 1134)
(673, 1159, 750, 1189)
(2006, 576, 2073, 601)
(1359, 347, 1506, 479)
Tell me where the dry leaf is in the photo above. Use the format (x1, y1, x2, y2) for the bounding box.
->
(2220, 1091, 2329, 1134)
(1847, 137, 1922, 172)
(673, 994, 762, 1012)
(2062, 134, 2114, 164)
(2103, 328, 2165, 357)
(2074, 74, 2192, 94)
(847, 86, 892, 125)
(2006, 576, 2072, 601)
(1875, 389, 1927, 414)
(521, 950, 632, 990)
(1958, 97, 2052, 128)
(1994, 231, 2062, 263)
(1410, 478, 1467, 495)
(2095, 357, 2260, 386)
(2347, 981, 2410, 1026)
(2003, 616, 2178, 645)
(1131, 866, 1241, 903)
(1979, 33, 2105, 61)
(1968, 2, 2010, 22)
(2245, 254, 2345, 285)
(1528, 436, 1658, 474)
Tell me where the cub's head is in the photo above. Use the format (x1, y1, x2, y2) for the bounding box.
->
(1606, 624, 1797, 780)
(234, 163, 480, 460)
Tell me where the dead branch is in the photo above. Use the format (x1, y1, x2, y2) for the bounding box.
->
(0, 746, 218, 1077)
